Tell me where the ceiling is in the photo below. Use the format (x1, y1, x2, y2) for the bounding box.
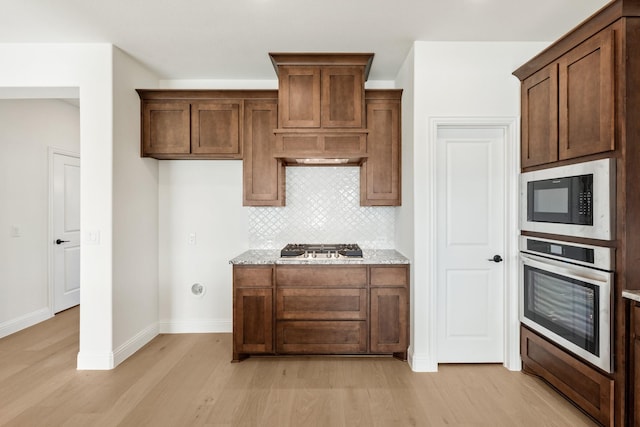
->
(0, 0, 611, 81)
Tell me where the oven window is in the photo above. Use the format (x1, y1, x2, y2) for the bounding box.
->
(523, 265, 599, 356)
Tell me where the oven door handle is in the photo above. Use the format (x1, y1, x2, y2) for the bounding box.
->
(520, 252, 613, 285)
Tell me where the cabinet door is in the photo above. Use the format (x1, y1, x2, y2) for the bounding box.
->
(361, 99, 401, 205)
(521, 64, 558, 168)
(234, 288, 273, 354)
(142, 102, 190, 155)
(558, 29, 615, 160)
(243, 99, 284, 206)
(191, 101, 241, 157)
(278, 66, 321, 128)
(633, 303, 640, 426)
(370, 287, 408, 353)
(321, 67, 364, 128)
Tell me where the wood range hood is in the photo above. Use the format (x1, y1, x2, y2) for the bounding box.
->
(269, 52, 374, 166)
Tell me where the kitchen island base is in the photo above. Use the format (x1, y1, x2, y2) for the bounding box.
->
(231, 259, 409, 363)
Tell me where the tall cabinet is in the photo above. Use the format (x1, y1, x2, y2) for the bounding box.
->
(513, 1, 640, 425)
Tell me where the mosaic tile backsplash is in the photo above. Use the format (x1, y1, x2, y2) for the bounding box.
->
(248, 167, 395, 249)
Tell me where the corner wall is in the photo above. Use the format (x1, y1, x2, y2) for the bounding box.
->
(111, 47, 160, 364)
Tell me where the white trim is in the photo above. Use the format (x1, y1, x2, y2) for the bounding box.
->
(76, 351, 115, 371)
(428, 117, 520, 371)
(159, 319, 232, 334)
(0, 307, 52, 339)
(113, 322, 159, 367)
(48, 147, 80, 315)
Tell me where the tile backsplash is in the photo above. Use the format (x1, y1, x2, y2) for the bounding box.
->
(248, 167, 395, 249)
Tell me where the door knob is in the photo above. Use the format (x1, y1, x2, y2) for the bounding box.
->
(55, 239, 70, 245)
(488, 255, 503, 263)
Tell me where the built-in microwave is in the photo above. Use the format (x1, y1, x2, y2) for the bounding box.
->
(520, 158, 615, 240)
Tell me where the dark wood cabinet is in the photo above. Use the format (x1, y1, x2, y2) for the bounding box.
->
(233, 263, 409, 361)
(370, 266, 409, 357)
(136, 55, 403, 208)
(277, 66, 321, 128)
(232, 265, 274, 361)
(361, 90, 402, 206)
(629, 301, 640, 426)
(270, 53, 372, 130)
(517, 28, 615, 169)
(242, 99, 284, 206)
(558, 29, 615, 161)
(520, 64, 558, 168)
(142, 102, 191, 156)
(137, 90, 277, 160)
(191, 101, 241, 155)
(513, 5, 640, 423)
(521, 326, 614, 426)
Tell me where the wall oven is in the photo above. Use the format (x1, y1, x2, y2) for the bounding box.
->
(520, 158, 615, 240)
(519, 236, 614, 373)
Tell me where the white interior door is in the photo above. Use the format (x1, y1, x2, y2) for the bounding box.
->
(436, 126, 505, 363)
(52, 152, 80, 313)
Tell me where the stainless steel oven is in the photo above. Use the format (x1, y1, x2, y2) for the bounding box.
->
(519, 236, 614, 373)
(520, 158, 615, 240)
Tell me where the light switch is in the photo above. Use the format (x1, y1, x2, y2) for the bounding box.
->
(85, 230, 101, 245)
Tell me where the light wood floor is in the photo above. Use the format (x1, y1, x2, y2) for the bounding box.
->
(0, 307, 597, 427)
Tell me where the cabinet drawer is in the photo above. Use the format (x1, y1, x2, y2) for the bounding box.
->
(234, 265, 273, 288)
(276, 266, 367, 287)
(521, 326, 613, 426)
(276, 288, 367, 320)
(370, 266, 408, 287)
(276, 321, 367, 353)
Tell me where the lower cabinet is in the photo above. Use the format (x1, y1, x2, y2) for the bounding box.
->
(520, 325, 614, 426)
(629, 301, 640, 426)
(232, 265, 274, 361)
(232, 264, 409, 361)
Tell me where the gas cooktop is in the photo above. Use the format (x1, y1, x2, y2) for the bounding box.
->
(280, 243, 363, 259)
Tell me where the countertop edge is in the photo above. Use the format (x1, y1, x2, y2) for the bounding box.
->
(622, 290, 640, 303)
(229, 249, 410, 265)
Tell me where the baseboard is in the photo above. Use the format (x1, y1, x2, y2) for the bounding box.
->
(0, 307, 52, 339)
(113, 322, 159, 367)
(76, 322, 159, 370)
(76, 351, 115, 370)
(159, 319, 232, 334)
(408, 347, 438, 372)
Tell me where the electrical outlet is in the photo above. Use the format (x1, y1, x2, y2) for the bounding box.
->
(188, 232, 196, 245)
(10, 226, 20, 237)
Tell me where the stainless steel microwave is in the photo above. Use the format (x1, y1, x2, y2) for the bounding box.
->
(520, 158, 615, 240)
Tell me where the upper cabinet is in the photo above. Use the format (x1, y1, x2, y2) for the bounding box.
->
(137, 90, 277, 160)
(361, 90, 402, 206)
(516, 28, 615, 168)
(269, 53, 375, 166)
(270, 53, 372, 130)
(136, 53, 403, 207)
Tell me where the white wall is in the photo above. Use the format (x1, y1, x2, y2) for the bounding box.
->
(408, 41, 549, 371)
(393, 47, 417, 366)
(159, 161, 248, 332)
(111, 47, 161, 364)
(0, 99, 80, 337)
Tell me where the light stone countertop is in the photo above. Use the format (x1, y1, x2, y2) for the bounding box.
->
(229, 249, 410, 265)
(622, 290, 640, 303)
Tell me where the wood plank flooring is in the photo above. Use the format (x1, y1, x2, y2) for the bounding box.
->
(0, 307, 597, 426)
